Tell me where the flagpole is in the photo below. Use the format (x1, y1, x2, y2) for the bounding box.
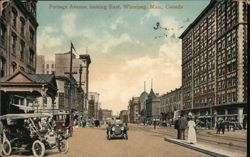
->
(69, 42, 73, 115)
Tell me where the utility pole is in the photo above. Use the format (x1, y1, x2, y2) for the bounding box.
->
(79, 64, 83, 112)
(64, 42, 77, 115)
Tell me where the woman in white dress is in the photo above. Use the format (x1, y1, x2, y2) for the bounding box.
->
(187, 118, 197, 144)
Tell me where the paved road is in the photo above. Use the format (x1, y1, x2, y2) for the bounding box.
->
(10, 124, 210, 157)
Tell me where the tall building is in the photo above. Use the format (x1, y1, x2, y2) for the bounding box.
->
(128, 97, 140, 123)
(55, 52, 91, 111)
(36, 55, 55, 74)
(88, 92, 100, 119)
(145, 89, 160, 120)
(0, 0, 38, 77)
(36, 55, 45, 74)
(44, 60, 55, 74)
(180, 0, 248, 124)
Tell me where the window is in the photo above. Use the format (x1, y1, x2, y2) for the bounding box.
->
(11, 8, 17, 28)
(0, 57, 6, 77)
(29, 49, 35, 66)
(20, 66, 24, 71)
(51, 64, 54, 68)
(12, 62, 17, 73)
(20, 41, 25, 61)
(11, 34, 17, 55)
(47, 64, 49, 68)
(20, 17, 25, 37)
(30, 28, 35, 43)
(0, 24, 6, 47)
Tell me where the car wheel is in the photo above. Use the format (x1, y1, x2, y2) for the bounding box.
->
(2, 139, 12, 156)
(32, 140, 45, 157)
(58, 139, 69, 154)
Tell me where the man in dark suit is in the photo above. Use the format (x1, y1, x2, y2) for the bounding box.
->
(178, 114, 187, 140)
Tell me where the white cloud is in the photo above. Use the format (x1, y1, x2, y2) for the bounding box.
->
(110, 16, 125, 30)
(102, 33, 132, 53)
(90, 39, 182, 113)
(37, 26, 64, 59)
(62, 13, 77, 37)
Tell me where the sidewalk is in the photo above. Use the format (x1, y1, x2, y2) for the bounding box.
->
(164, 137, 246, 157)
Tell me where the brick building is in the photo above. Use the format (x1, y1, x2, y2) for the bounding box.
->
(0, 0, 38, 77)
(180, 0, 248, 125)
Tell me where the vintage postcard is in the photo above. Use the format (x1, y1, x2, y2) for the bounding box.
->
(0, 0, 248, 157)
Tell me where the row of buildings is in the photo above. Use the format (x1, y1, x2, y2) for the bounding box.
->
(0, 0, 114, 120)
(125, 0, 248, 126)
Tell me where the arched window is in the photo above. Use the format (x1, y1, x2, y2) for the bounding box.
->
(20, 17, 26, 37)
(12, 62, 17, 73)
(11, 7, 18, 28)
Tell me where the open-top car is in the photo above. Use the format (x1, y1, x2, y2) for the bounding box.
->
(0, 113, 69, 157)
(106, 120, 128, 140)
(52, 113, 73, 138)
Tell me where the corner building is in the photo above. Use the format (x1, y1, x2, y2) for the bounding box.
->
(0, 0, 38, 77)
(180, 0, 248, 125)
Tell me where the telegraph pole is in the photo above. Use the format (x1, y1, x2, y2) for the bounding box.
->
(79, 64, 83, 112)
(64, 42, 77, 115)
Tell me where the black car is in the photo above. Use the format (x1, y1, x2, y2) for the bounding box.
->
(0, 114, 69, 157)
(106, 121, 128, 140)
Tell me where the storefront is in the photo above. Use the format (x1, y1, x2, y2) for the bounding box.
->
(0, 70, 57, 115)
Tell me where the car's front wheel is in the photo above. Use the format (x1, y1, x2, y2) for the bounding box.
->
(58, 139, 69, 154)
(32, 140, 45, 157)
(2, 139, 12, 156)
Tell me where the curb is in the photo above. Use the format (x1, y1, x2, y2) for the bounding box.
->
(164, 137, 229, 157)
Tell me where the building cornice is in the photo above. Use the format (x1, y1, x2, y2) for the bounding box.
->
(179, 0, 215, 39)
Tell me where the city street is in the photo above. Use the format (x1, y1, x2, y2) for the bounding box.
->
(10, 124, 210, 157)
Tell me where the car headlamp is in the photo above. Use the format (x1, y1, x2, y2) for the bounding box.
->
(121, 127, 124, 131)
(111, 127, 115, 131)
(57, 134, 63, 141)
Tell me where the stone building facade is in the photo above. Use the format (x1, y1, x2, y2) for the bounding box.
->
(180, 0, 248, 125)
(55, 52, 91, 111)
(88, 92, 100, 119)
(0, 0, 38, 77)
(128, 97, 140, 123)
(145, 89, 160, 120)
(159, 87, 182, 120)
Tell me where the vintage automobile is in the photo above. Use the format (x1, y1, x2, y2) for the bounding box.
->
(52, 113, 73, 139)
(106, 120, 128, 140)
(0, 113, 69, 157)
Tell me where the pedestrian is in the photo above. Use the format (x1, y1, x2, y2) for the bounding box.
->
(178, 114, 187, 140)
(216, 120, 221, 134)
(187, 117, 197, 144)
(153, 119, 157, 130)
(243, 116, 247, 130)
(174, 117, 180, 139)
(221, 120, 225, 134)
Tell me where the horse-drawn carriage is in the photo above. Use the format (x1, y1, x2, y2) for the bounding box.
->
(0, 113, 69, 157)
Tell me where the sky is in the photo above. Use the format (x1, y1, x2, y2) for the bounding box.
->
(37, 1, 210, 114)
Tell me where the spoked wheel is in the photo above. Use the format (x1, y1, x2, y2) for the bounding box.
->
(32, 140, 45, 157)
(2, 139, 12, 156)
(58, 139, 69, 154)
